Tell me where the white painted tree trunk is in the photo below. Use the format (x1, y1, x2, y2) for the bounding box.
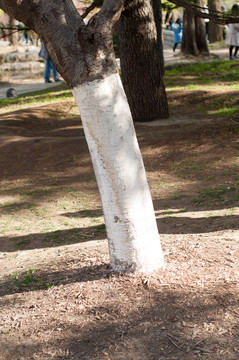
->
(72, 73, 164, 273)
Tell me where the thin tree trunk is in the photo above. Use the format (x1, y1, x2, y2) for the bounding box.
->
(152, 0, 164, 73)
(181, 9, 199, 55)
(8, 16, 18, 46)
(72, 73, 164, 272)
(208, 0, 223, 43)
(118, 0, 169, 122)
(195, 0, 209, 55)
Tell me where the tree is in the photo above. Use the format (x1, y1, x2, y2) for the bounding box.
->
(117, 0, 169, 122)
(83, 0, 169, 123)
(0, 0, 164, 273)
(208, 0, 223, 43)
(181, 0, 209, 56)
(168, 0, 239, 25)
(8, 16, 18, 45)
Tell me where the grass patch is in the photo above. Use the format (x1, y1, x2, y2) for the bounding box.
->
(0, 83, 72, 113)
(194, 185, 237, 204)
(44, 230, 67, 244)
(187, 162, 206, 171)
(95, 223, 106, 233)
(165, 60, 239, 110)
(165, 60, 234, 77)
(171, 192, 185, 200)
(172, 161, 206, 177)
(210, 106, 239, 118)
(7, 269, 57, 292)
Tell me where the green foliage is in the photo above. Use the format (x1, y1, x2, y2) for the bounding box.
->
(161, 0, 177, 11)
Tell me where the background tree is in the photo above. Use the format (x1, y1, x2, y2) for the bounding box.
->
(8, 15, 17, 45)
(117, 0, 169, 123)
(208, 0, 223, 42)
(168, 0, 239, 55)
(181, 0, 209, 55)
(0, 0, 164, 274)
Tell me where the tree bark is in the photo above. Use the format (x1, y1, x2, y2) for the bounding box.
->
(72, 73, 164, 272)
(118, 0, 169, 123)
(8, 16, 18, 45)
(181, 9, 199, 55)
(152, 0, 165, 73)
(195, 0, 209, 55)
(208, 0, 223, 43)
(0, 0, 164, 273)
(181, 0, 209, 56)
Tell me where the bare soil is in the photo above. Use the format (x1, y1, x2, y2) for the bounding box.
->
(0, 88, 239, 359)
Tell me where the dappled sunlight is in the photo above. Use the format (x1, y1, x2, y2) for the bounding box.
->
(0, 247, 238, 358)
(1, 81, 239, 357)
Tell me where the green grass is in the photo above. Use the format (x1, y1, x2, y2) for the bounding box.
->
(165, 58, 239, 120)
(171, 192, 185, 200)
(210, 106, 239, 118)
(165, 60, 239, 92)
(0, 82, 72, 113)
(187, 162, 206, 171)
(156, 182, 171, 189)
(171, 161, 206, 178)
(193, 185, 237, 204)
(8, 269, 57, 291)
(165, 60, 234, 77)
(44, 230, 67, 244)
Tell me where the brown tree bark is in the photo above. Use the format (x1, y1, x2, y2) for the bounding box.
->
(208, 0, 223, 43)
(181, 9, 199, 55)
(181, 0, 209, 56)
(195, 0, 209, 55)
(8, 16, 18, 45)
(117, 0, 169, 122)
(152, 0, 165, 73)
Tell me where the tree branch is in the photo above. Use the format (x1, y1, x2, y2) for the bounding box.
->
(82, 0, 102, 19)
(0, 0, 84, 31)
(169, 0, 239, 24)
(0, 0, 11, 15)
(63, 0, 84, 29)
(98, 0, 125, 27)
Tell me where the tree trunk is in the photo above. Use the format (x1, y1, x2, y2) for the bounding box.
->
(181, 9, 199, 55)
(208, 0, 223, 43)
(72, 73, 164, 272)
(0, 0, 164, 273)
(8, 16, 18, 46)
(195, 0, 209, 55)
(152, 0, 165, 73)
(181, 3, 209, 56)
(118, 0, 169, 123)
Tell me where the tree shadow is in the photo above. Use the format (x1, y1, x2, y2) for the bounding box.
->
(64, 209, 103, 218)
(0, 263, 111, 297)
(155, 214, 239, 234)
(0, 224, 106, 253)
(1, 276, 238, 359)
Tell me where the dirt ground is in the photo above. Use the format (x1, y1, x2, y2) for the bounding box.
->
(0, 85, 239, 359)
